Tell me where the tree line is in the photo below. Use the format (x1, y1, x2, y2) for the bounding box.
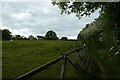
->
(0, 29, 68, 41)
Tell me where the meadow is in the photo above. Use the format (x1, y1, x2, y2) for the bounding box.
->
(2, 40, 83, 79)
(2, 40, 118, 80)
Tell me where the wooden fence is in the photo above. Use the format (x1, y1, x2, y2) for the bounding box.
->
(15, 45, 86, 80)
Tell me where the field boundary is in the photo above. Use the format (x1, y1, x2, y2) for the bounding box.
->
(15, 45, 86, 80)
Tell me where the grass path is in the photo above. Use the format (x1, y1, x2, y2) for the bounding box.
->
(97, 61, 107, 80)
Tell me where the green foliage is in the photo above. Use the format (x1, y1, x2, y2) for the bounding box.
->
(2, 29, 12, 40)
(45, 30, 58, 40)
(52, 1, 120, 78)
(37, 35, 45, 40)
(28, 35, 37, 40)
(52, 2, 120, 40)
(60, 37, 68, 40)
(77, 14, 120, 78)
(12, 35, 28, 40)
(52, 2, 106, 18)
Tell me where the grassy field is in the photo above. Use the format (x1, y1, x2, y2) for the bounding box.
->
(2, 40, 83, 79)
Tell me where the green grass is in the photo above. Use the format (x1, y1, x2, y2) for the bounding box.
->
(2, 40, 82, 79)
(29, 47, 89, 80)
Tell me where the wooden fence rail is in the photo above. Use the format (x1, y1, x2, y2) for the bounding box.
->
(15, 45, 86, 80)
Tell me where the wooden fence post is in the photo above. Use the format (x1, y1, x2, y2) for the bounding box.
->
(60, 54, 67, 80)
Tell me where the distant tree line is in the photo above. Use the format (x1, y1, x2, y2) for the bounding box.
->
(0, 29, 69, 41)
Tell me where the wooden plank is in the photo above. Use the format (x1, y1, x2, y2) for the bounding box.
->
(66, 45, 86, 56)
(15, 46, 86, 80)
(61, 55, 67, 79)
(15, 55, 64, 80)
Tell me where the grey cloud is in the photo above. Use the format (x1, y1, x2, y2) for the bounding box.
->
(1, 2, 99, 39)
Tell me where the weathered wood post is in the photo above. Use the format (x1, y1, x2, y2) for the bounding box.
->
(60, 53, 67, 80)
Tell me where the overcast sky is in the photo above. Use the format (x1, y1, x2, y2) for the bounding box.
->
(0, 0, 100, 39)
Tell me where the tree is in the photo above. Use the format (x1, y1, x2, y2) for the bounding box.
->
(53, 1, 120, 50)
(22, 36, 28, 40)
(15, 35, 23, 40)
(77, 33, 84, 40)
(52, 1, 120, 78)
(16, 35, 22, 40)
(12, 35, 22, 40)
(52, 2, 120, 30)
(2, 29, 12, 40)
(52, 2, 119, 19)
(60, 37, 68, 40)
(37, 35, 45, 40)
(52, 2, 104, 18)
(28, 35, 37, 40)
(45, 30, 58, 40)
